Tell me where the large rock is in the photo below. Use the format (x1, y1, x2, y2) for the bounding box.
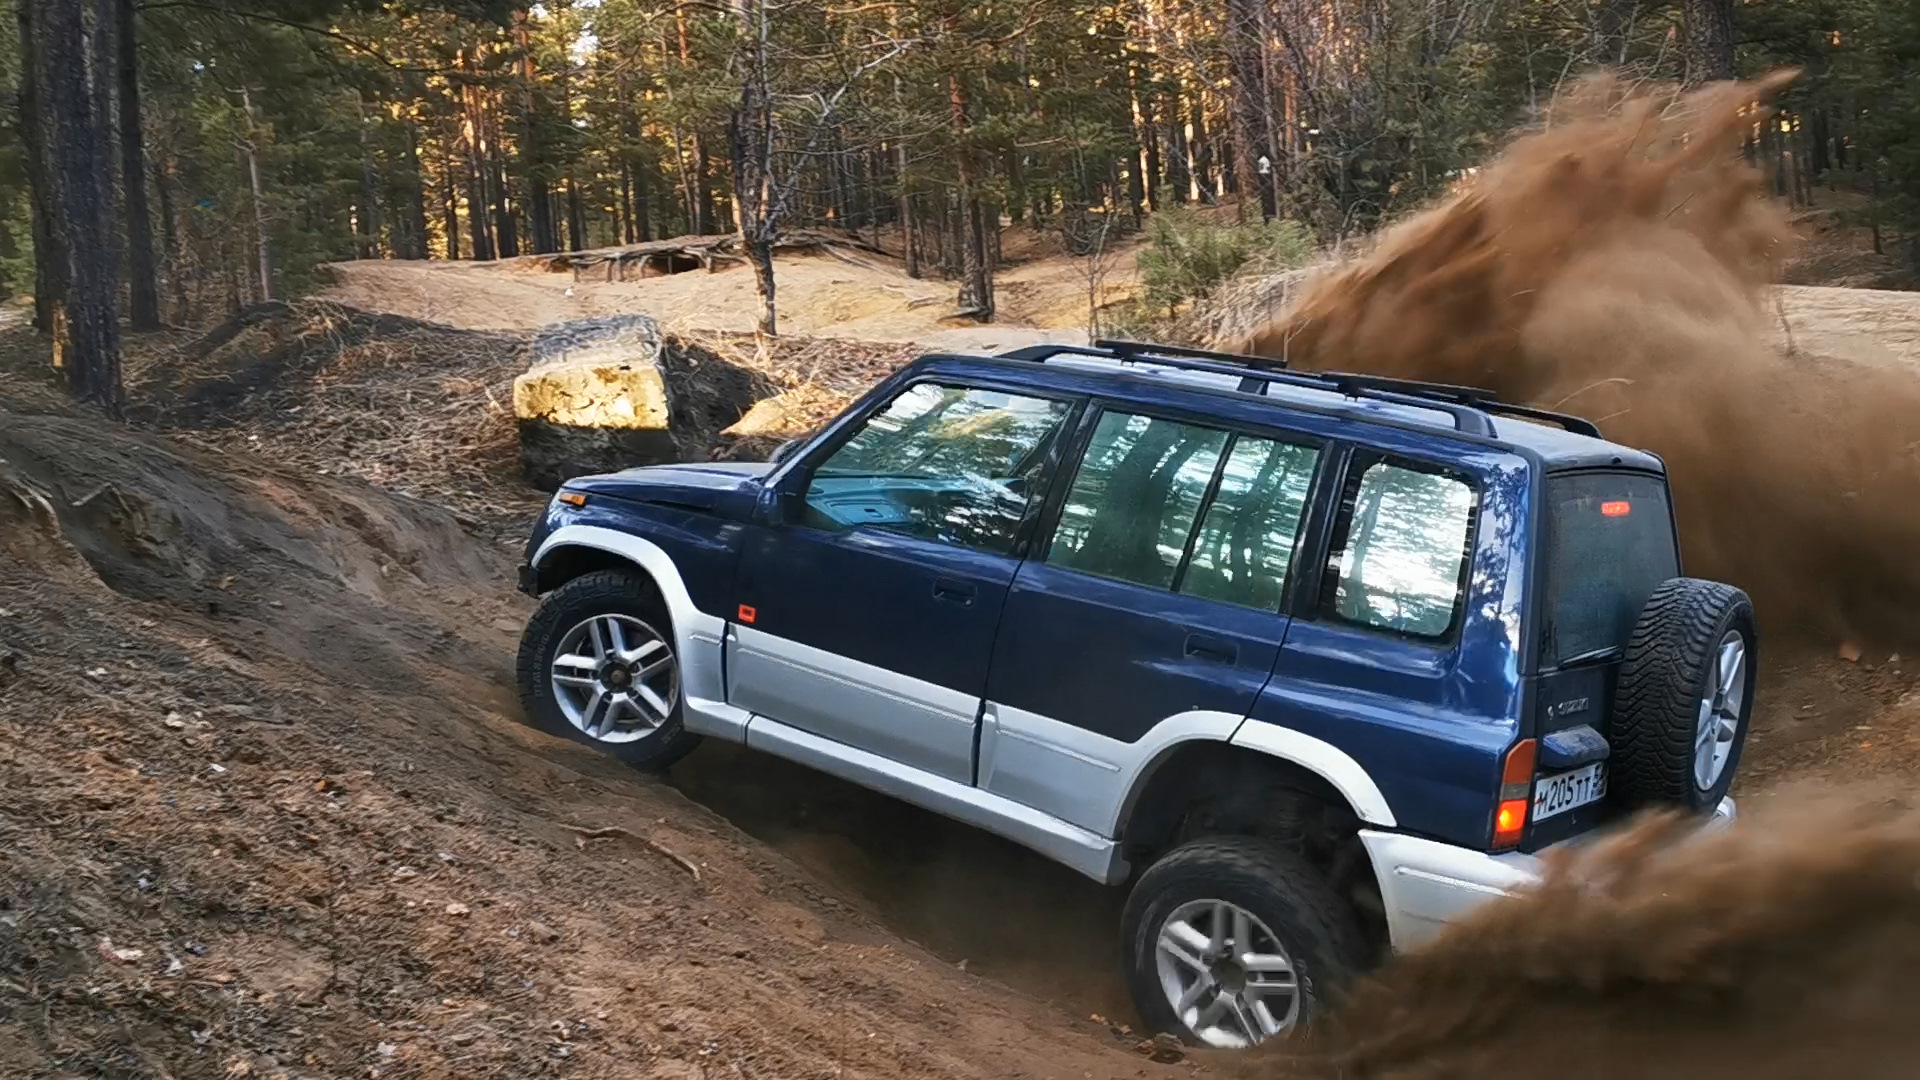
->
(512, 316, 771, 488)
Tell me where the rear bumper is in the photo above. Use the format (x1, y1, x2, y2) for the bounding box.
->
(1360, 796, 1737, 952)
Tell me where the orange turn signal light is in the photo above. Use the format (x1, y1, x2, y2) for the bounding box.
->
(1494, 738, 1536, 850)
(557, 491, 588, 507)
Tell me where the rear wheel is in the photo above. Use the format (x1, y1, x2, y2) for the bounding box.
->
(1121, 837, 1362, 1048)
(516, 569, 702, 772)
(1612, 577, 1756, 811)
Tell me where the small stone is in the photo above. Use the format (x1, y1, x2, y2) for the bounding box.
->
(526, 920, 561, 944)
(163, 712, 187, 730)
(444, 902, 470, 917)
(376, 1043, 397, 1059)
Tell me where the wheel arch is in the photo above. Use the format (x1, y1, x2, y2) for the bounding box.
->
(529, 525, 729, 707)
(1116, 720, 1396, 856)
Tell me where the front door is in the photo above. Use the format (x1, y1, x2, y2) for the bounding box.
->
(981, 407, 1327, 832)
(729, 380, 1078, 783)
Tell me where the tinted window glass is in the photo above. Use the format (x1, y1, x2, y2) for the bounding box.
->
(1323, 457, 1477, 638)
(804, 383, 1072, 554)
(1546, 472, 1679, 664)
(1048, 411, 1227, 589)
(1181, 438, 1321, 610)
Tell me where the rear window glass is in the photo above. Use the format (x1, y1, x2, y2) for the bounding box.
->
(1545, 472, 1680, 665)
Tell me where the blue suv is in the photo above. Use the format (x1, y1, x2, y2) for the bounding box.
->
(515, 340, 1753, 1048)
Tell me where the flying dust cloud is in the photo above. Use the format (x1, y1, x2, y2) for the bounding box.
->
(1239, 72, 1920, 645)
(1238, 792, 1920, 1080)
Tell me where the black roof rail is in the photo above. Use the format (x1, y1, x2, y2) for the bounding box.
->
(1093, 338, 1290, 370)
(990, 340, 1605, 440)
(997, 340, 1494, 437)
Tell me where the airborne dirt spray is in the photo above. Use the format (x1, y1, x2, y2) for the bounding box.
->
(1240, 73, 1920, 644)
(1240, 793, 1920, 1080)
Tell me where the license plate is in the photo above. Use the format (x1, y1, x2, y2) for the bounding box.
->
(1532, 761, 1607, 822)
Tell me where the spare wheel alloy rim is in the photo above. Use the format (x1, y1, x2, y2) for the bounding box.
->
(1694, 629, 1746, 791)
(549, 613, 678, 744)
(1153, 898, 1301, 1048)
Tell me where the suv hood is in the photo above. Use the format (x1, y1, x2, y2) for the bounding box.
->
(564, 461, 774, 511)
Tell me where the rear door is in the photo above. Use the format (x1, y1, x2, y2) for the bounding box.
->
(978, 405, 1326, 833)
(728, 379, 1079, 784)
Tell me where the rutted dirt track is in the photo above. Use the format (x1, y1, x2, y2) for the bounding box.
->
(8, 71, 1920, 1080)
(0, 375, 1169, 1077)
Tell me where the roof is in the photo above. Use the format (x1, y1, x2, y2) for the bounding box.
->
(932, 340, 1665, 473)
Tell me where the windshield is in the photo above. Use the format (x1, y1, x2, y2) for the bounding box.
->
(1544, 471, 1680, 665)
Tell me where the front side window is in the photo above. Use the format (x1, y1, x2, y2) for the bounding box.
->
(803, 382, 1072, 554)
(1047, 411, 1229, 589)
(1321, 455, 1477, 638)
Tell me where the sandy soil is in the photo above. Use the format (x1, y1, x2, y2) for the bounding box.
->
(319, 236, 1137, 354)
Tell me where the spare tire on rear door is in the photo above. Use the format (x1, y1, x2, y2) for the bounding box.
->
(1611, 577, 1757, 811)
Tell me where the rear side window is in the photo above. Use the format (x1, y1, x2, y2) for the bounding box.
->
(1181, 438, 1320, 610)
(1545, 472, 1679, 665)
(1047, 409, 1321, 609)
(1047, 412, 1228, 589)
(1321, 455, 1478, 638)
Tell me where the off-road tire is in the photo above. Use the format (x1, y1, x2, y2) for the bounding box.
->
(1122, 837, 1364, 1045)
(516, 569, 702, 772)
(1611, 577, 1756, 811)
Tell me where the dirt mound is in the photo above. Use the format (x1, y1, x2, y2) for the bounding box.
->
(1238, 73, 1920, 645)
(125, 299, 538, 537)
(0, 399, 1165, 1078)
(1217, 794, 1919, 1079)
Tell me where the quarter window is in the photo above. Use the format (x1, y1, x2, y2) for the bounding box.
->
(1321, 456, 1477, 638)
(803, 382, 1072, 554)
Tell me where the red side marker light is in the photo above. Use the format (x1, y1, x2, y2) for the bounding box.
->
(1600, 500, 1631, 517)
(737, 604, 757, 625)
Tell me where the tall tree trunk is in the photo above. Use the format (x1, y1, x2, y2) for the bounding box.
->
(401, 120, 430, 258)
(441, 145, 463, 260)
(516, 11, 557, 255)
(676, 4, 715, 234)
(240, 86, 273, 299)
(949, 71, 992, 320)
(43, 0, 122, 407)
(117, 0, 158, 329)
(728, 0, 777, 345)
(16, 0, 62, 333)
(489, 152, 518, 257)
(566, 173, 587, 251)
(1682, 0, 1735, 84)
(155, 151, 188, 324)
(356, 95, 382, 259)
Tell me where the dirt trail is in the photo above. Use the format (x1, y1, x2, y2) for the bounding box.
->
(319, 239, 1116, 354)
(1241, 73, 1920, 646)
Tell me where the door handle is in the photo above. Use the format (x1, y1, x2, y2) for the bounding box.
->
(932, 578, 977, 607)
(1184, 633, 1238, 664)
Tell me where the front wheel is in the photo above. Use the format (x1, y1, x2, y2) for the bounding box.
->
(516, 569, 702, 771)
(1121, 837, 1363, 1049)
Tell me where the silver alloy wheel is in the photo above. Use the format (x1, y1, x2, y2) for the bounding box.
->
(1153, 898, 1301, 1048)
(1694, 629, 1747, 791)
(548, 613, 678, 745)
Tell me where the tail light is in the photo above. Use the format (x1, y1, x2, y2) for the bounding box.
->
(1493, 738, 1536, 850)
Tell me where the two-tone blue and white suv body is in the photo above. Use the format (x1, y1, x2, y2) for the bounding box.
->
(515, 340, 1753, 1048)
